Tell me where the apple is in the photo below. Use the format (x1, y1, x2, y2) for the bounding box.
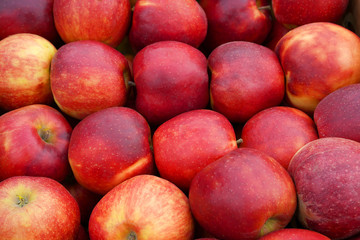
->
(209, 41, 285, 123)
(129, 0, 207, 51)
(272, 0, 349, 29)
(0, 176, 80, 239)
(0, 0, 61, 46)
(153, 109, 238, 192)
(259, 228, 331, 240)
(275, 22, 360, 114)
(199, 0, 272, 52)
(133, 41, 209, 126)
(263, 18, 290, 51)
(189, 148, 297, 240)
(63, 179, 102, 226)
(0, 104, 72, 182)
(288, 137, 360, 239)
(68, 107, 154, 195)
(53, 0, 131, 48)
(50, 40, 130, 120)
(240, 106, 318, 169)
(314, 83, 360, 142)
(0, 33, 56, 111)
(88, 174, 195, 240)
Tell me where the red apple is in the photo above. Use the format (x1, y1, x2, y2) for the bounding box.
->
(133, 41, 209, 126)
(63, 180, 102, 226)
(314, 83, 360, 142)
(0, 104, 72, 182)
(240, 106, 318, 169)
(0, 33, 56, 111)
(199, 0, 272, 52)
(50, 40, 130, 120)
(275, 22, 360, 114)
(0, 0, 61, 46)
(288, 137, 360, 239)
(89, 174, 195, 240)
(0, 176, 80, 239)
(129, 0, 207, 51)
(209, 41, 285, 123)
(189, 148, 297, 240)
(153, 109, 238, 191)
(272, 0, 349, 29)
(259, 228, 330, 240)
(68, 107, 154, 195)
(53, 0, 131, 48)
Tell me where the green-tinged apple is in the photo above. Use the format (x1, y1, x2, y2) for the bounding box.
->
(153, 109, 237, 192)
(189, 148, 297, 240)
(68, 107, 154, 195)
(129, 0, 207, 51)
(275, 22, 360, 114)
(88, 174, 194, 240)
(259, 228, 330, 240)
(314, 84, 360, 142)
(0, 176, 80, 240)
(288, 137, 360, 239)
(63, 179, 102, 226)
(0, 0, 61, 46)
(199, 0, 272, 53)
(50, 40, 130, 120)
(241, 106, 318, 169)
(133, 41, 209, 126)
(272, 0, 349, 29)
(0, 33, 56, 111)
(53, 0, 130, 48)
(0, 104, 72, 182)
(209, 41, 285, 123)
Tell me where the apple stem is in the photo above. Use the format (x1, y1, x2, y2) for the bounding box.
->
(258, 5, 272, 11)
(236, 138, 243, 146)
(128, 81, 136, 87)
(127, 231, 137, 240)
(16, 195, 28, 208)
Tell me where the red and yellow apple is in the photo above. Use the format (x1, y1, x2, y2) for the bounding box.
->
(89, 174, 195, 240)
(0, 33, 56, 111)
(0, 104, 72, 182)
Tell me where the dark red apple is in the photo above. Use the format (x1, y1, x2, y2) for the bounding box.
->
(153, 109, 238, 192)
(288, 137, 360, 239)
(189, 148, 297, 240)
(129, 0, 207, 51)
(209, 41, 285, 123)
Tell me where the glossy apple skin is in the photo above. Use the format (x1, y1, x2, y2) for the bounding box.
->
(53, 0, 130, 48)
(189, 148, 297, 240)
(209, 41, 285, 123)
(314, 84, 360, 142)
(259, 228, 330, 240)
(89, 175, 195, 240)
(272, 0, 349, 28)
(199, 0, 272, 52)
(288, 137, 360, 239)
(241, 106, 318, 169)
(129, 0, 207, 51)
(68, 107, 154, 195)
(50, 40, 130, 120)
(0, 33, 56, 111)
(134, 41, 209, 126)
(0, 0, 61, 45)
(153, 109, 237, 192)
(0, 176, 80, 240)
(0, 104, 72, 182)
(275, 22, 360, 114)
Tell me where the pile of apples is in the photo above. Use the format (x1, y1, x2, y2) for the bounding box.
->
(0, 0, 360, 239)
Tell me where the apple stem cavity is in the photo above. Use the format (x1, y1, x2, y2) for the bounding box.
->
(16, 195, 29, 208)
(37, 127, 52, 143)
(127, 231, 137, 240)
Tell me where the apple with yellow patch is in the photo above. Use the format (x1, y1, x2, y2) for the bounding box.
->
(275, 22, 360, 114)
(0, 176, 80, 239)
(68, 107, 154, 195)
(0, 33, 56, 111)
(0, 104, 72, 182)
(89, 174, 194, 240)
